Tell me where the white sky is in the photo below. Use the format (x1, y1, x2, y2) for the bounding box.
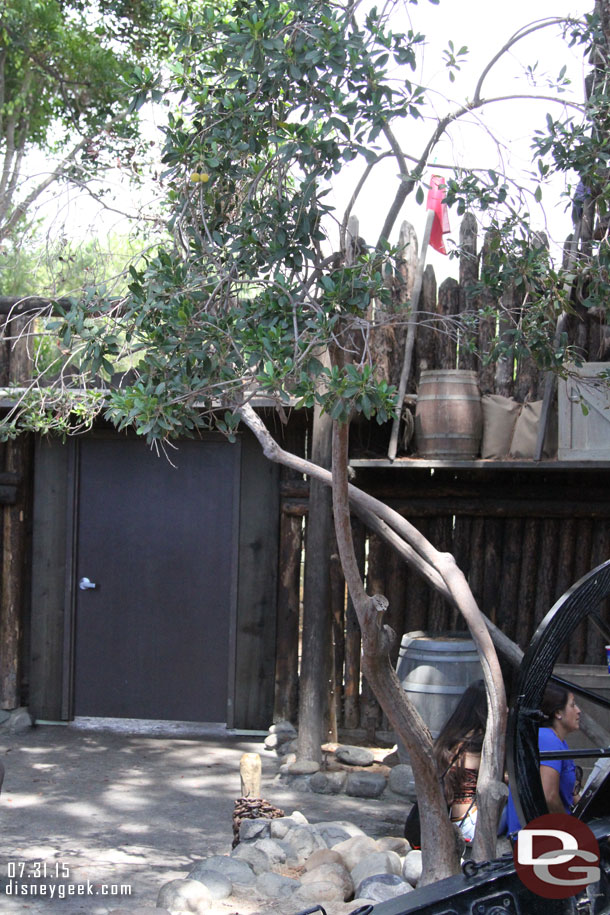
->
(326, 0, 591, 278)
(25, 0, 591, 282)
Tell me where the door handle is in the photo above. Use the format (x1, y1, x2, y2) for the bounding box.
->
(79, 577, 97, 590)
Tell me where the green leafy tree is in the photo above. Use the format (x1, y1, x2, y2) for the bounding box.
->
(0, 0, 167, 242)
(4, 0, 609, 880)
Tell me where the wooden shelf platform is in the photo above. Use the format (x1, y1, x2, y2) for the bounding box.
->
(349, 457, 610, 471)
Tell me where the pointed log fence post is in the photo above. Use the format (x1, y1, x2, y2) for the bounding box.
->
(388, 208, 435, 460)
(534, 225, 581, 460)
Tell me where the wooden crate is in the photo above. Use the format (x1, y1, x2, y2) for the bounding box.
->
(558, 363, 610, 460)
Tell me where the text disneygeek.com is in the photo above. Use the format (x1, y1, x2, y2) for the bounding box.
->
(4, 881, 133, 899)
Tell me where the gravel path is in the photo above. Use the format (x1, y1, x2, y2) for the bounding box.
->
(0, 723, 406, 913)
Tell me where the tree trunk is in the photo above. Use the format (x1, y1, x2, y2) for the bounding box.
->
(330, 418, 460, 884)
(239, 403, 507, 870)
(296, 403, 333, 763)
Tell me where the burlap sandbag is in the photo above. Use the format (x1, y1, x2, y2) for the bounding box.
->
(481, 394, 522, 458)
(509, 400, 558, 459)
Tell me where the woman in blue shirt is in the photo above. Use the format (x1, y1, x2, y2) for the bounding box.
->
(505, 683, 581, 835)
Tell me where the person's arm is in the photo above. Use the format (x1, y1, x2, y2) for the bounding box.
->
(540, 764, 565, 814)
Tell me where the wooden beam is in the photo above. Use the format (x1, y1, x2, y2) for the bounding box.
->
(0, 315, 32, 708)
(0, 485, 18, 504)
(0, 296, 72, 315)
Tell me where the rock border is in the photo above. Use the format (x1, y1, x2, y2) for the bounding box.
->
(150, 810, 421, 915)
(266, 722, 417, 802)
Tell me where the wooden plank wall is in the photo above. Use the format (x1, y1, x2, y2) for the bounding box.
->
(276, 471, 610, 737)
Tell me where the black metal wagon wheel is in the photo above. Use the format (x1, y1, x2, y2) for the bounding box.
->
(506, 558, 610, 828)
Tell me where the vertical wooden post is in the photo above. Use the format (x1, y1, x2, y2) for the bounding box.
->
(240, 753, 262, 798)
(569, 519, 594, 665)
(497, 518, 523, 643)
(436, 278, 460, 369)
(361, 533, 386, 736)
(478, 232, 499, 395)
(343, 517, 365, 729)
(296, 402, 333, 761)
(495, 284, 518, 398)
(273, 510, 302, 724)
(388, 211, 434, 460)
(587, 520, 610, 663)
(457, 213, 478, 372)
(515, 519, 539, 645)
(534, 519, 560, 630)
(428, 517, 453, 631)
(1, 315, 32, 708)
(415, 265, 438, 380)
(390, 220, 420, 390)
(328, 539, 346, 741)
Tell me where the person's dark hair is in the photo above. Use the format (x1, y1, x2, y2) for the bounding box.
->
(433, 679, 487, 788)
(540, 683, 569, 724)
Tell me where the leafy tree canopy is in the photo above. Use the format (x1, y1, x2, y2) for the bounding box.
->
(0, 0, 170, 240)
(2, 0, 608, 442)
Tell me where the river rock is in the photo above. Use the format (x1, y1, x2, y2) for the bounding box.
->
(333, 835, 379, 871)
(286, 759, 321, 775)
(304, 849, 344, 871)
(255, 871, 301, 899)
(156, 878, 211, 914)
(356, 873, 413, 902)
(310, 771, 347, 795)
(376, 836, 411, 856)
(314, 821, 365, 847)
(188, 856, 255, 887)
(301, 863, 354, 901)
(290, 881, 344, 907)
(2, 707, 33, 733)
(351, 850, 402, 889)
(388, 764, 416, 798)
(283, 825, 327, 861)
(231, 842, 272, 875)
(276, 739, 298, 757)
(265, 722, 297, 752)
(190, 872, 232, 901)
(345, 771, 387, 798)
(239, 817, 270, 842)
(269, 720, 297, 738)
(269, 811, 308, 839)
(402, 850, 423, 886)
(252, 837, 287, 866)
(335, 745, 375, 767)
(278, 754, 297, 773)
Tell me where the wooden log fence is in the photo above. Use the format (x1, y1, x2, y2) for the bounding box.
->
(275, 489, 610, 740)
(273, 213, 609, 741)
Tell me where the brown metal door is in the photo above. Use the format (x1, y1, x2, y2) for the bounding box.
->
(72, 435, 240, 722)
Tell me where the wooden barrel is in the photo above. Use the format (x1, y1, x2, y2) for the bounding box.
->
(396, 632, 483, 744)
(415, 369, 482, 459)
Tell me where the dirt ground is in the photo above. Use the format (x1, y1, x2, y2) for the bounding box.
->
(0, 722, 407, 913)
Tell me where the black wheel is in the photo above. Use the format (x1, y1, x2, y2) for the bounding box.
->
(506, 558, 610, 827)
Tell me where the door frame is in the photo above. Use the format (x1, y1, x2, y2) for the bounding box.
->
(60, 431, 241, 726)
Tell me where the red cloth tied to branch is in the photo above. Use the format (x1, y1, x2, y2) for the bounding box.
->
(427, 175, 450, 254)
